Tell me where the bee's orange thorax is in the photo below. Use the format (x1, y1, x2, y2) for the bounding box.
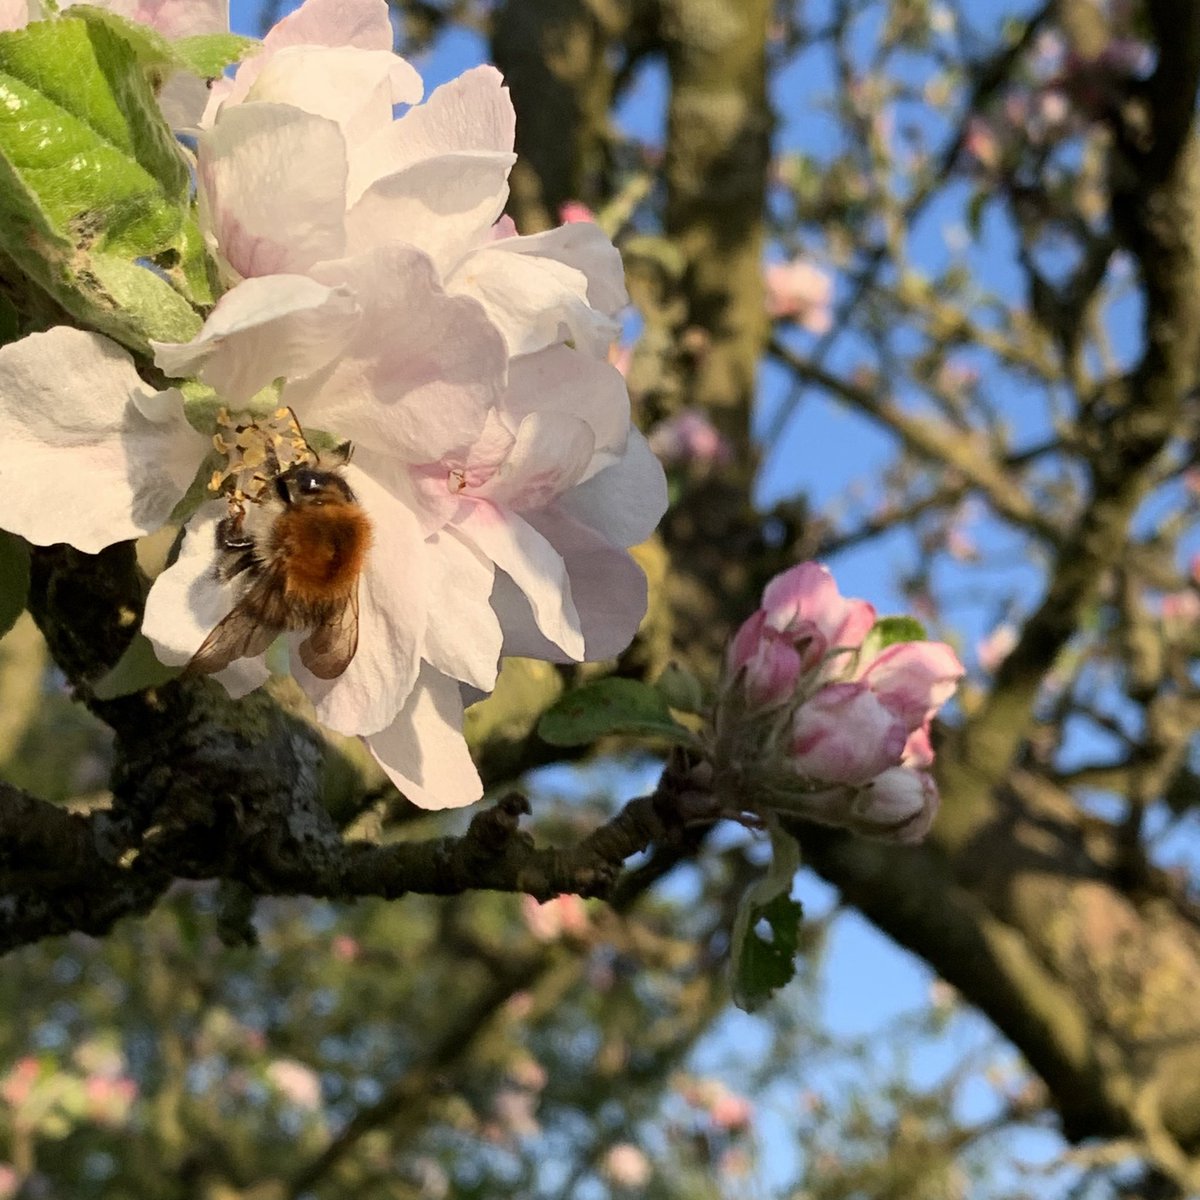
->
(273, 503, 371, 606)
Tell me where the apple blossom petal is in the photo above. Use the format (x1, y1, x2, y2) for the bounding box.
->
(0, 328, 207, 553)
(288, 247, 506, 461)
(469, 412, 594, 510)
(158, 73, 212, 132)
(524, 506, 648, 660)
(447, 241, 618, 358)
(457, 502, 584, 660)
(343, 151, 514, 274)
(153, 275, 358, 404)
(761, 562, 841, 634)
(290, 463, 426, 737)
(556, 430, 667, 547)
(246, 47, 416, 148)
(485, 221, 628, 316)
(861, 641, 965, 730)
(365, 665, 482, 809)
(207, 0, 404, 121)
(141, 504, 270, 698)
(199, 103, 348, 279)
(349, 65, 515, 200)
(423, 528, 501, 691)
(853, 767, 939, 843)
(500, 345, 629, 458)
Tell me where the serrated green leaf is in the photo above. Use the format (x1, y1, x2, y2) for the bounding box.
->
(537, 677, 698, 747)
(92, 630, 180, 700)
(0, 531, 30, 640)
(172, 32, 259, 77)
(730, 823, 803, 1012)
(0, 15, 200, 351)
(67, 5, 175, 71)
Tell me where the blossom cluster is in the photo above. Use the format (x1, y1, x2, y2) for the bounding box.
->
(0, 0, 666, 808)
(721, 563, 963, 842)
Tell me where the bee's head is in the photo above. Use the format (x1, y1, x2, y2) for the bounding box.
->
(276, 468, 356, 507)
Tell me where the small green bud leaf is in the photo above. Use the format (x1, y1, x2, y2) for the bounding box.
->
(537, 678, 699, 747)
(730, 823, 803, 1012)
(172, 32, 259, 77)
(859, 614, 928, 664)
(654, 662, 706, 714)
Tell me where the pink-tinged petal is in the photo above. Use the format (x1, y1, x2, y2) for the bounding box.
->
(141, 504, 269, 698)
(727, 612, 805, 707)
(0, 329, 206, 553)
(902, 724, 934, 768)
(760, 562, 877, 664)
(152, 275, 358, 403)
(861, 641, 965, 730)
(349, 66, 515, 199)
(469, 412, 594, 510)
(199, 103, 347, 279)
(519, 507, 649, 661)
(830, 599, 877, 651)
(789, 682, 908, 785)
(263, 0, 394, 51)
(422, 528, 501, 691)
(500, 345, 630, 460)
(343, 151, 514, 274)
(124, 0, 227, 36)
(489, 222, 628, 316)
(288, 247, 506, 461)
(447, 241, 618, 358)
(246, 46, 416, 148)
(0, 0, 35, 30)
(207, 0, 405, 121)
(456, 503, 585, 660)
(290, 463, 426, 737)
(365, 665, 482, 809)
(556, 430, 667, 548)
(853, 768, 939, 843)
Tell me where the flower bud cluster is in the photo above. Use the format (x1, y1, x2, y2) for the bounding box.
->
(717, 563, 963, 843)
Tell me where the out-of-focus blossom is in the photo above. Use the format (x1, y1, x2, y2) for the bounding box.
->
(0, 1059, 39, 1108)
(84, 1074, 138, 1126)
(763, 258, 833, 332)
(710, 1090, 754, 1132)
(559, 201, 596, 224)
(0, 1165, 16, 1200)
(265, 1058, 323, 1110)
(521, 893, 590, 941)
(330, 934, 361, 962)
(603, 1143, 652, 1189)
(978, 622, 1018, 673)
(718, 561, 962, 843)
(491, 1087, 540, 1139)
(1161, 590, 1200, 632)
(648, 409, 733, 469)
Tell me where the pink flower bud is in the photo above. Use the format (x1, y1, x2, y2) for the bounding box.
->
(763, 258, 833, 332)
(854, 767, 939, 843)
(860, 641, 965, 730)
(727, 611, 811, 707)
(559, 201, 596, 224)
(789, 683, 908, 785)
(761, 562, 876, 657)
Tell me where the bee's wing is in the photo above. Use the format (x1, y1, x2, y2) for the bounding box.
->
(298, 583, 359, 680)
(187, 581, 284, 676)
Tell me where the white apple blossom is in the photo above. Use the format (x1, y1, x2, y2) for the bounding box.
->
(0, 0, 666, 811)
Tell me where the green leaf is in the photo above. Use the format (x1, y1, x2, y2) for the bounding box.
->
(92, 631, 180, 700)
(0, 15, 201, 351)
(172, 32, 259, 77)
(537, 678, 698, 747)
(0, 531, 30, 640)
(730, 823, 803, 1012)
